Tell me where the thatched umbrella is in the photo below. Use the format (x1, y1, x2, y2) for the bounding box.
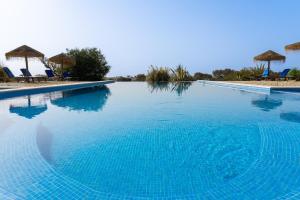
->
(5, 45, 44, 76)
(285, 42, 300, 51)
(48, 53, 75, 78)
(254, 50, 286, 75)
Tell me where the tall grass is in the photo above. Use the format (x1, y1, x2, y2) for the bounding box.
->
(146, 65, 193, 82)
(170, 65, 193, 81)
(146, 65, 171, 82)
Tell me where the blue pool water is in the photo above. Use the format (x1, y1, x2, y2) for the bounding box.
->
(1, 82, 300, 199)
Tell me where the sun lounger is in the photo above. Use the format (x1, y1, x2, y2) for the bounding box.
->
(45, 69, 59, 81)
(63, 72, 72, 80)
(261, 69, 269, 79)
(20, 68, 46, 82)
(45, 69, 55, 78)
(279, 68, 291, 80)
(2, 67, 24, 82)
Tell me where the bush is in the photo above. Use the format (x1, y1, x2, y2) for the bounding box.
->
(212, 68, 239, 80)
(0, 67, 7, 82)
(170, 65, 193, 81)
(67, 48, 110, 81)
(113, 76, 132, 81)
(146, 66, 170, 82)
(0, 62, 10, 82)
(194, 72, 213, 80)
(288, 68, 300, 81)
(238, 64, 265, 81)
(133, 74, 146, 81)
(212, 65, 266, 81)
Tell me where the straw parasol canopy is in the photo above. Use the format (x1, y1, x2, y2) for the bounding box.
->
(285, 42, 300, 51)
(254, 50, 286, 75)
(5, 45, 44, 77)
(48, 53, 75, 78)
(49, 53, 75, 66)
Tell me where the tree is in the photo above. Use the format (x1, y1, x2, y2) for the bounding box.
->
(67, 48, 110, 81)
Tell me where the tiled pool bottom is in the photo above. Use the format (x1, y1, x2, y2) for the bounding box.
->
(1, 82, 300, 199)
(2, 123, 300, 199)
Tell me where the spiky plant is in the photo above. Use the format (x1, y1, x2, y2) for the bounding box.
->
(146, 65, 171, 82)
(170, 65, 193, 81)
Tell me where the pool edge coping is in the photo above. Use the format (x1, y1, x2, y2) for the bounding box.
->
(0, 80, 115, 99)
(198, 80, 300, 93)
(198, 80, 271, 93)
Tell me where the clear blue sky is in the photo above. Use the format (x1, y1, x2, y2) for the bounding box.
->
(0, 0, 300, 76)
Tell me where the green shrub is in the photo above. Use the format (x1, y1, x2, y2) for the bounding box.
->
(0, 62, 10, 82)
(238, 64, 265, 80)
(194, 72, 213, 80)
(212, 64, 265, 81)
(212, 68, 239, 80)
(146, 66, 170, 82)
(114, 76, 132, 81)
(134, 74, 146, 81)
(288, 68, 300, 81)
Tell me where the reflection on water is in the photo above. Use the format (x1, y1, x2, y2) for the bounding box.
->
(251, 96, 283, 112)
(51, 86, 111, 112)
(36, 123, 53, 164)
(280, 112, 300, 124)
(9, 96, 48, 119)
(147, 82, 192, 96)
(8, 86, 111, 118)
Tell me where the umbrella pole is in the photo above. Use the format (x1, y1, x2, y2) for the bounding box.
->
(25, 55, 29, 82)
(61, 58, 64, 81)
(267, 60, 271, 76)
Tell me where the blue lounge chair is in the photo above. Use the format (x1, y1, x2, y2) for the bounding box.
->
(45, 69, 59, 81)
(20, 68, 32, 77)
(262, 69, 269, 79)
(63, 72, 72, 80)
(279, 68, 291, 79)
(20, 68, 34, 82)
(2, 67, 24, 82)
(45, 69, 55, 78)
(20, 68, 46, 82)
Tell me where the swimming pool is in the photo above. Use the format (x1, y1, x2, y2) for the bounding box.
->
(1, 82, 300, 199)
